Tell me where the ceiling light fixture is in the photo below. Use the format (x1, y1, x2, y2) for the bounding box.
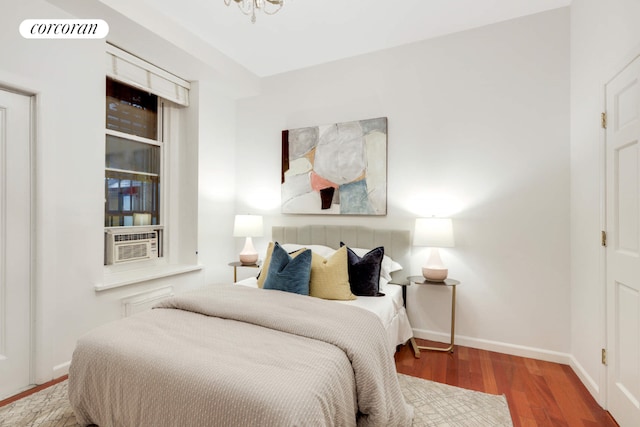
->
(224, 0, 285, 23)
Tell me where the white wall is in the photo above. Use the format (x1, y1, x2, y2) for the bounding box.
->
(195, 79, 240, 285)
(0, 0, 240, 382)
(10, 0, 632, 404)
(570, 0, 640, 403)
(235, 9, 571, 360)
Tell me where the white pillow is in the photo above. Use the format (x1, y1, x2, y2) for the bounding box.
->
(281, 243, 337, 258)
(347, 247, 403, 281)
(378, 276, 390, 290)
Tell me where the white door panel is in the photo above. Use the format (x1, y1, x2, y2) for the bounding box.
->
(0, 88, 32, 400)
(606, 54, 640, 427)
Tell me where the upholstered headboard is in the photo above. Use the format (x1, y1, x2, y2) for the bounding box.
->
(272, 225, 410, 282)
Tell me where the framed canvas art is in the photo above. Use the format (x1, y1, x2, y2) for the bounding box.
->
(281, 117, 387, 215)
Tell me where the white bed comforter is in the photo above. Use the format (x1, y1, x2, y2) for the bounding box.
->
(68, 285, 413, 427)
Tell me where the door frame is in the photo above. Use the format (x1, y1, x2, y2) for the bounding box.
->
(0, 84, 37, 391)
(600, 45, 640, 410)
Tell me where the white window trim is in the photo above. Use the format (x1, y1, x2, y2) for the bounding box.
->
(106, 129, 162, 147)
(105, 44, 190, 106)
(100, 48, 199, 291)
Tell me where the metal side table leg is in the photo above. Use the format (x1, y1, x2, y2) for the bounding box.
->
(416, 284, 457, 353)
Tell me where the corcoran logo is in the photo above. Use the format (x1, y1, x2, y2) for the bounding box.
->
(19, 19, 109, 39)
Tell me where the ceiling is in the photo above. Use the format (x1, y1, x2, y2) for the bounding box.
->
(129, 0, 571, 77)
(102, 0, 570, 77)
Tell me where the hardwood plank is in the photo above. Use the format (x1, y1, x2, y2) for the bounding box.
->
(519, 416, 541, 427)
(525, 367, 565, 423)
(524, 356, 543, 376)
(479, 349, 500, 394)
(510, 388, 535, 423)
(544, 362, 596, 426)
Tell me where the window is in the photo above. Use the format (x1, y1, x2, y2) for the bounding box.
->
(105, 78, 161, 228)
(101, 45, 196, 282)
(104, 78, 166, 264)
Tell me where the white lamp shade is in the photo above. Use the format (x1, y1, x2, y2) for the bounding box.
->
(414, 218, 454, 248)
(233, 215, 264, 237)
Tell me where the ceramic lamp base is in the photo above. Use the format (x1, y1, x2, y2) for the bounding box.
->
(239, 253, 258, 265)
(239, 237, 258, 265)
(422, 247, 448, 281)
(422, 267, 448, 281)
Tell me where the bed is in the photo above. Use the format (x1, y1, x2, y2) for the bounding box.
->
(69, 226, 415, 427)
(237, 226, 415, 357)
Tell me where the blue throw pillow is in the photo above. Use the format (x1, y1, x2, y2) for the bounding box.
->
(340, 242, 385, 297)
(263, 242, 312, 295)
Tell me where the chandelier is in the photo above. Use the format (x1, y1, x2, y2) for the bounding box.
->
(224, 0, 285, 23)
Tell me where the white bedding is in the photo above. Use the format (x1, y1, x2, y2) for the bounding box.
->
(236, 277, 414, 356)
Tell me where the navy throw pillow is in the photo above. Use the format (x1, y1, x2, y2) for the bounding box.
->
(340, 242, 385, 297)
(263, 242, 312, 295)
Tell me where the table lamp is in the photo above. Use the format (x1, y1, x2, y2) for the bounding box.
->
(233, 214, 263, 265)
(414, 217, 455, 281)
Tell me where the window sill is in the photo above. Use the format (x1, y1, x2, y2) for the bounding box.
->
(96, 263, 203, 292)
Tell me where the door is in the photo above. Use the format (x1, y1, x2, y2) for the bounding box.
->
(605, 54, 640, 427)
(0, 88, 33, 400)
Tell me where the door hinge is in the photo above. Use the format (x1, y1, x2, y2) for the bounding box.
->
(602, 348, 607, 365)
(601, 230, 607, 247)
(601, 112, 607, 129)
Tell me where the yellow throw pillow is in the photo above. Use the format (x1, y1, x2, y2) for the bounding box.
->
(309, 245, 356, 301)
(256, 242, 275, 288)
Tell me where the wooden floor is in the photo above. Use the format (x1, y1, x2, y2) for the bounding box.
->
(395, 338, 619, 427)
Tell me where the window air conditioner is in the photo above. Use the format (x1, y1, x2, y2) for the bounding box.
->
(106, 229, 158, 265)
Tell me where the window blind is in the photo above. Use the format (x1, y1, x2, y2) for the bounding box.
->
(106, 44, 190, 106)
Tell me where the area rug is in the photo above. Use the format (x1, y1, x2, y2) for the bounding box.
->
(0, 374, 513, 426)
(398, 373, 513, 426)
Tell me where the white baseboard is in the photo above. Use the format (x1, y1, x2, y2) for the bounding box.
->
(412, 328, 602, 403)
(413, 328, 571, 364)
(52, 361, 70, 379)
(567, 354, 601, 403)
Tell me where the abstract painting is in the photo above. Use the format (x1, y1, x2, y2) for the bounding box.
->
(281, 117, 387, 215)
